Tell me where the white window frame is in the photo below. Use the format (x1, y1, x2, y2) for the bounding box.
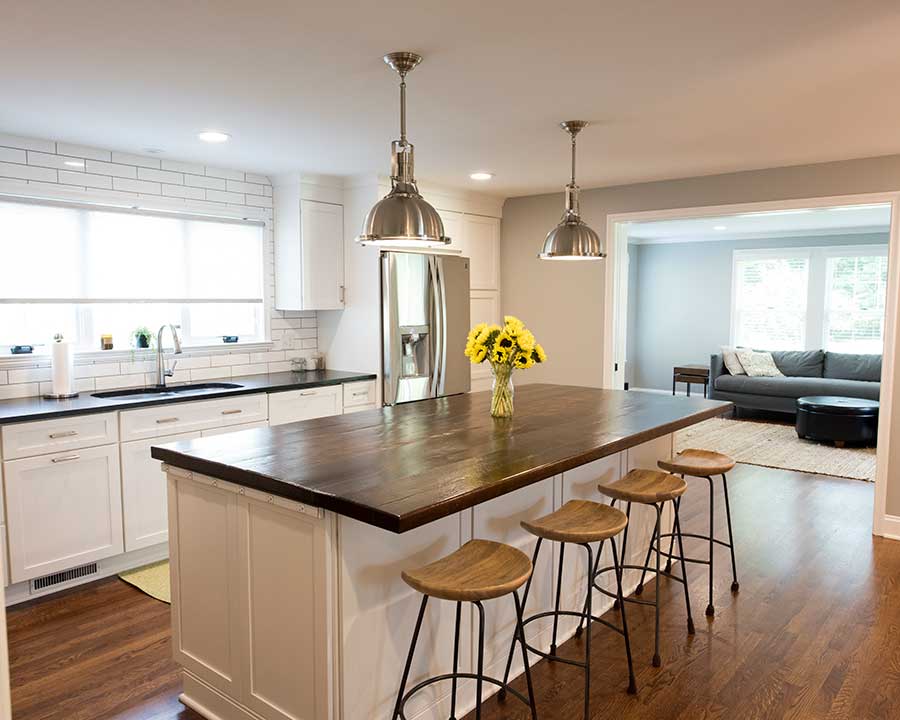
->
(730, 244, 889, 351)
(0, 186, 273, 356)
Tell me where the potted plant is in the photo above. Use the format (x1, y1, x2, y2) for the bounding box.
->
(132, 326, 153, 349)
(464, 315, 546, 418)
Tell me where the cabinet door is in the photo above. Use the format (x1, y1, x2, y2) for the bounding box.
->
(5, 444, 123, 583)
(301, 200, 344, 310)
(438, 209, 465, 254)
(121, 432, 201, 551)
(463, 215, 501, 290)
(268, 386, 343, 426)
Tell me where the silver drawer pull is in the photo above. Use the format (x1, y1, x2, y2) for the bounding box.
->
(156, 417, 179, 424)
(299, 391, 317, 396)
(221, 409, 243, 415)
(51, 454, 81, 463)
(352, 391, 368, 397)
(49, 430, 79, 439)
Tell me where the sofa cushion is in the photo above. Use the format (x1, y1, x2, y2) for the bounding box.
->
(736, 349, 783, 377)
(715, 374, 880, 401)
(824, 352, 882, 382)
(770, 350, 824, 378)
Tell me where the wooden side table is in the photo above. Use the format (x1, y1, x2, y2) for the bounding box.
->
(673, 365, 710, 398)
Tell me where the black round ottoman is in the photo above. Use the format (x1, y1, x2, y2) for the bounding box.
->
(796, 396, 879, 447)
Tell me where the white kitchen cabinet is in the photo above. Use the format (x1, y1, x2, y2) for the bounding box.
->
(1, 412, 118, 460)
(268, 386, 342, 425)
(438, 209, 464, 251)
(463, 214, 501, 291)
(121, 431, 201, 552)
(274, 194, 345, 311)
(4, 444, 123, 583)
(342, 380, 376, 410)
(469, 290, 502, 391)
(120, 394, 268, 441)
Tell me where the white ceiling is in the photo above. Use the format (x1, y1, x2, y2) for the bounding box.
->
(627, 203, 892, 243)
(3, 1, 900, 197)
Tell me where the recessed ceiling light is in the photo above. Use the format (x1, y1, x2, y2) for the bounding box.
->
(469, 172, 494, 181)
(713, 225, 728, 231)
(197, 130, 231, 144)
(63, 160, 84, 168)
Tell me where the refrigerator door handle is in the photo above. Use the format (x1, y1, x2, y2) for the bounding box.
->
(382, 253, 403, 406)
(428, 255, 443, 398)
(436, 256, 449, 395)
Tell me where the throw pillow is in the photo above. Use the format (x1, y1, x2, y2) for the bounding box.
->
(720, 346, 746, 375)
(736, 349, 784, 378)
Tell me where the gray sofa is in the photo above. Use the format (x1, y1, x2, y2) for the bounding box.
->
(709, 350, 881, 414)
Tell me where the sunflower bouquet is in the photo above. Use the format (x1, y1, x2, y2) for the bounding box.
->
(464, 315, 546, 417)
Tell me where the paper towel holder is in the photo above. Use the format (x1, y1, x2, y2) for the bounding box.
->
(43, 333, 80, 401)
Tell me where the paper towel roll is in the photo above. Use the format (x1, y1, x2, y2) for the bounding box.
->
(50, 335, 75, 398)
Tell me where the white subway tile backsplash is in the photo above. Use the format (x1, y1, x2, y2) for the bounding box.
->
(250, 351, 284, 364)
(110, 151, 160, 169)
(8, 367, 52, 384)
(173, 355, 211, 370)
(56, 143, 112, 161)
(0, 383, 40, 400)
(237, 363, 269, 376)
(75, 363, 121, 378)
(27, 151, 84, 170)
(0, 161, 56, 182)
(301, 317, 317, 328)
(301, 338, 318, 349)
(210, 353, 248, 367)
(184, 174, 226, 190)
(205, 166, 244, 181)
(190, 367, 232, 381)
(267, 361, 292, 373)
(206, 189, 244, 204)
(113, 177, 161, 194)
(58, 170, 113, 189)
(94, 373, 145, 391)
(245, 194, 274, 208)
(226, 180, 264, 195)
(138, 167, 183, 184)
(162, 184, 205, 200)
(85, 160, 138, 178)
(119, 360, 155, 374)
(0, 147, 26, 164)
(161, 159, 205, 175)
(0, 133, 55, 152)
(245, 173, 270, 185)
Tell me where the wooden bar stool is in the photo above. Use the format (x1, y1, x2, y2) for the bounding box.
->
(498, 500, 637, 720)
(595, 469, 695, 667)
(392, 539, 538, 720)
(653, 448, 739, 617)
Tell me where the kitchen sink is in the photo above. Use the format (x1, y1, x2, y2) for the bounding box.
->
(92, 382, 243, 399)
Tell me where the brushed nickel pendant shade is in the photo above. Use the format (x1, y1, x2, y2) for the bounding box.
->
(539, 121, 605, 260)
(357, 52, 450, 248)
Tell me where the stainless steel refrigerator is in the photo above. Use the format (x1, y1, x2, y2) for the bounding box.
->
(381, 251, 471, 406)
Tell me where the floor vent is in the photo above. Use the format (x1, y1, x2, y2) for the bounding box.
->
(31, 562, 99, 593)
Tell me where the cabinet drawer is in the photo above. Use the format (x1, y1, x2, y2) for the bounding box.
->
(120, 394, 268, 441)
(343, 403, 378, 415)
(2, 412, 119, 460)
(343, 381, 376, 409)
(4, 444, 123, 583)
(268, 386, 342, 426)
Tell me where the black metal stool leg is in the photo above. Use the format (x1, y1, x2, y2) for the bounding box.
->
(664, 475, 684, 574)
(449, 601, 462, 720)
(614, 502, 631, 610)
(722, 473, 740, 593)
(635, 511, 659, 596)
(392, 595, 429, 720)
(581, 543, 593, 720)
(652, 503, 662, 667)
(673, 498, 695, 635)
(474, 600, 486, 720)
(576, 539, 603, 638)
(705, 475, 715, 617)
(500, 538, 542, 696)
(550, 542, 566, 656)
(611, 536, 637, 694)
(513, 590, 538, 720)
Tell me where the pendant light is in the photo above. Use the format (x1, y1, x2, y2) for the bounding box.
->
(538, 121, 605, 260)
(357, 52, 450, 248)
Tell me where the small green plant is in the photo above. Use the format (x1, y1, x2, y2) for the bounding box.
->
(132, 326, 154, 350)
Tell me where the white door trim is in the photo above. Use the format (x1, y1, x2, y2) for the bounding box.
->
(601, 191, 900, 540)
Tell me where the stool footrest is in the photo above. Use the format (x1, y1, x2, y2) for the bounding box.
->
(650, 531, 733, 566)
(398, 672, 532, 720)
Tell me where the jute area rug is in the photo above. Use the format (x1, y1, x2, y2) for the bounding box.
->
(675, 417, 876, 482)
(119, 560, 170, 603)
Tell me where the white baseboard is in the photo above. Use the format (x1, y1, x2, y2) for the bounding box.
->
(5, 543, 168, 606)
(876, 514, 900, 541)
(631, 386, 704, 398)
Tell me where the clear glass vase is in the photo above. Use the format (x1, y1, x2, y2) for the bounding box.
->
(490, 363, 514, 418)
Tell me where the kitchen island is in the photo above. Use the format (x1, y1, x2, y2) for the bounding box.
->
(152, 385, 731, 720)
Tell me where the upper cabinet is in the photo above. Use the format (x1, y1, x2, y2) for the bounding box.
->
(275, 182, 345, 310)
(439, 210, 501, 291)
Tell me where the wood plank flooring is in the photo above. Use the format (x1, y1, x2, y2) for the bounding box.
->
(7, 464, 900, 719)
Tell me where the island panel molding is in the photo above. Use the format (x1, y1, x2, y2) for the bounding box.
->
(152, 385, 732, 532)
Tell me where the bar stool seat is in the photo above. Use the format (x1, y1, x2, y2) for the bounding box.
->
(597, 468, 687, 504)
(658, 448, 736, 476)
(521, 499, 628, 543)
(401, 539, 532, 602)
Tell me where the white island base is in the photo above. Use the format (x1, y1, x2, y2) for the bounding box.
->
(164, 434, 675, 720)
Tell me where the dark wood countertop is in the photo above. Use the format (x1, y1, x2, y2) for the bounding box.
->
(152, 384, 732, 533)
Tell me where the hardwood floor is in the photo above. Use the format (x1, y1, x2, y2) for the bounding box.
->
(7, 464, 900, 719)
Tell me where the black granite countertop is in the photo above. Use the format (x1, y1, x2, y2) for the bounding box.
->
(0, 370, 377, 424)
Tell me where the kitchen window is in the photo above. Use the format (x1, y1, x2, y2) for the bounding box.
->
(731, 244, 888, 353)
(0, 197, 266, 352)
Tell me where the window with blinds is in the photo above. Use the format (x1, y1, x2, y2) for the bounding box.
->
(824, 253, 889, 353)
(732, 252, 810, 350)
(731, 245, 889, 353)
(0, 198, 266, 350)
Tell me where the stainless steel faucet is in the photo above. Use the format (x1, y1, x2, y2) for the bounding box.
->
(155, 324, 183, 387)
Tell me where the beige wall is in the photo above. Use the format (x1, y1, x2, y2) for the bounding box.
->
(501, 153, 900, 516)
